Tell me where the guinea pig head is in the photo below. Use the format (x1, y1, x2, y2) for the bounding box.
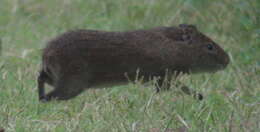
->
(167, 24, 230, 73)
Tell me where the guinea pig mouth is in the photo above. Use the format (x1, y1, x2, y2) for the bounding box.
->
(210, 64, 229, 72)
(190, 64, 227, 73)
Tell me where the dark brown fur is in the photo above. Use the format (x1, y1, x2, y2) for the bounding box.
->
(38, 24, 229, 101)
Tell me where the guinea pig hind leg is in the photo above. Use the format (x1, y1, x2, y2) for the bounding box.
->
(43, 73, 91, 101)
(37, 70, 48, 101)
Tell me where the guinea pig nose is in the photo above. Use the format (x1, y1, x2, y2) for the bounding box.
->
(223, 53, 230, 66)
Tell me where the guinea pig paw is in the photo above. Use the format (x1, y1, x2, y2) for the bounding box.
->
(196, 93, 203, 101)
(39, 96, 49, 103)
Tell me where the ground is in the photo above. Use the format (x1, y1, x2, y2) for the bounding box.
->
(0, 0, 259, 131)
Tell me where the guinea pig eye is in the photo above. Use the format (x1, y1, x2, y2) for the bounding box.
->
(207, 44, 214, 50)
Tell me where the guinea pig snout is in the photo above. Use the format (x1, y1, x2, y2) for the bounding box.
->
(221, 52, 230, 68)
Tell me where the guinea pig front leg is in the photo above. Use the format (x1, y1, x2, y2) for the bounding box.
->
(180, 85, 203, 100)
(172, 72, 204, 100)
(155, 77, 171, 93)
(155, 74, 203, 100)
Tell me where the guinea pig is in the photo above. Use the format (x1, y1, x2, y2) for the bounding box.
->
(38, 24, 229, 102)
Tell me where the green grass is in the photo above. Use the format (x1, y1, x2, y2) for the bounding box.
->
(0, 0, 259, 131)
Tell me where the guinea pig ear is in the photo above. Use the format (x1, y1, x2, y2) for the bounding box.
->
(179, 24, 197, 31)
(181, 34, 192, 42)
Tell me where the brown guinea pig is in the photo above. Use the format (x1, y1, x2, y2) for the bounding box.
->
(38, 24, 229, 102)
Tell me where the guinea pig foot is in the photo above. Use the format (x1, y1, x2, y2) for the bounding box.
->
(193, 93, 203, 101)
(39, 97, 48, 102)
(181, 86, 203, 100)
(39, 95, 52, 102)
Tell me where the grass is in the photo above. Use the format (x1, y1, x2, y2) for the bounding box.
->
(0, 0, 259, 131)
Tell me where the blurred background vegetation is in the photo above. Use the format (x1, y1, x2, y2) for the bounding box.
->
(0, 0, 259, 131)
